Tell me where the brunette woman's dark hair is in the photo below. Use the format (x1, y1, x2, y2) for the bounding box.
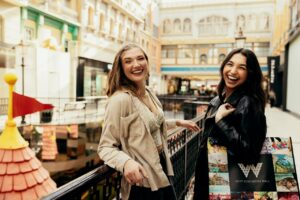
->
(106, 44, 148, 97)
(217, 48, 266, 111)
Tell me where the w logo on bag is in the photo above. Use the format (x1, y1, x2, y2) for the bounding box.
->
(208, 137, 299, 198)
(238, 163, 263, 178)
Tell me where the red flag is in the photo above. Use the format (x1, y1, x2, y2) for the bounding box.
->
(13, 92, 54, 118)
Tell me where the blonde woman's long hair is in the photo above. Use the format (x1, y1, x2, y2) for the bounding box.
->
(106, 44, 149, 97)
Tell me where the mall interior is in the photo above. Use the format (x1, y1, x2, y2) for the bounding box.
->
(0, 0, 300, 199)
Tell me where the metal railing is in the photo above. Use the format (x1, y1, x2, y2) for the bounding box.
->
(157, 94, 211, 120)
(167, 115, 204, 199)
(0, 96, 108, 129)
(41, 114, 205, 200)
(0, 94, 211, 130)
(42, 165, 121, 200)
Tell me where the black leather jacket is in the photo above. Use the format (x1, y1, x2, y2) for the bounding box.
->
(193, 88, 267, 200)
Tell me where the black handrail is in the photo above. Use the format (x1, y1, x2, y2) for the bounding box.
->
(42, 165, 120, 200)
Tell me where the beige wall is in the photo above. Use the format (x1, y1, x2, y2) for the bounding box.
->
(271, 0, 291, 55)
(0, 3, 21, 44)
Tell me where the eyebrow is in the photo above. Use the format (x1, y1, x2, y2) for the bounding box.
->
(123, 54, 145, 60)
(227, 60, 247, 67)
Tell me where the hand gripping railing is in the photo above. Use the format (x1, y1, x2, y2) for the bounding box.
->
(41, 114, 205, 200)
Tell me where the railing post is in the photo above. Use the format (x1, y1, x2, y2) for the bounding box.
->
(115, 172, 121, 200)
(184, 129, 187, 194)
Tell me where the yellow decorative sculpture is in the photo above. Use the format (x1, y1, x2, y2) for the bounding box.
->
(0, 73, 28, 149)
(0, 73, 57, 199)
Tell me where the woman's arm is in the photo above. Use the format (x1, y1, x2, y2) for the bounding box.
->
(214, 97, 267, 162)
(166, 119, 201, 132)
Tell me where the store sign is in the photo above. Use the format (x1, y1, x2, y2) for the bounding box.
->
(267, 56, 280, 88)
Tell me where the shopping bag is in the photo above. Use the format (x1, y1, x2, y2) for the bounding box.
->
(208, 137, 299, 199)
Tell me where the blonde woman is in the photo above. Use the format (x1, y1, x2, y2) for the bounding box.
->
(98, 44, 200, 200)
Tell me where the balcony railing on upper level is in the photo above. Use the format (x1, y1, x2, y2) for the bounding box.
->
(0, 96, 108, 130)
(0, 94, 211, 129)
(157, 94, 211, 120)
(41, 114, 205, 200)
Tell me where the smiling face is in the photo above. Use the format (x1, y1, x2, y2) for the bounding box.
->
(222, 53, 248, 97)
(121, 47, 148, 89)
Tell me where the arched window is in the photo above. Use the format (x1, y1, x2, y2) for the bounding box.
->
(88, 6, 94, 26)
(198, 15, 229, 36)
(236, 15, 245, 31)
(174, 18, 181, 32)
(218, 54, 226, 64)
(163, 19, 172, 33)
(0, 16, 3, 41)
(99, 13, 105, 31)
(200, 54, 207, 64)
(183, 18, 191, 33)
(247, 14, 257, 31)
(259, 13, 269, 30)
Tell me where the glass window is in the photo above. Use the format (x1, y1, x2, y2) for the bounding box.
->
(253, 43, 270, 57)
(178, 48, 192, 58)
(167, 49, 175, 58)
(259, 13, 269, 30)
(200, 54, 207, 64)
(111, 8, 117, 19)
(88, 6, 94, 26)
(198, 16, 229, 36)
(24, 20, 36, 41)
(163, 19, 172, 33)
(219, 54, 226, 64)
(100, 2, 108, 16)
(161, 49, 167, 58)
(84, 66, 107, 96)
(236, 15, 246, 31)
(174, 18, 181, 32)
(298, 1, 300, 21)
(183, 18, 191, 33)
(0, 17, 2, 41)
(99, 13, 105, 31)
(109, 18, 114, 35)
(0, 47, 15, 68)
(162, 45, 176, 58)
(24, 27, 35, 40)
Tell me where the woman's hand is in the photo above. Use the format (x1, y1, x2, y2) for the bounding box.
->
(215, 103, 235, 123)
(176, 119, 201, 132)
(124, 159, 148, 185)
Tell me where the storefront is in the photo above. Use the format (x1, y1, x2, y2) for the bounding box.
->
(17, 7, 79, 99)
(76, 57, 109, 97)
